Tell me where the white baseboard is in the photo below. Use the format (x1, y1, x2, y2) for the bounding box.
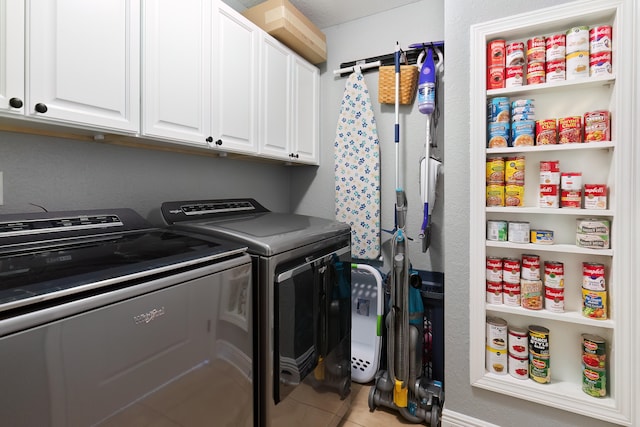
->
(441, 408, 500, 427)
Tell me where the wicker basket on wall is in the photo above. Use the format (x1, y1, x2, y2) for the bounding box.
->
(378, 65, 419, 105)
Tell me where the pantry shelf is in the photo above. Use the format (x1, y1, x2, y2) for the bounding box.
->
(485, 241, 613, 256)
(486, 303, 615, 328)
(486, 140, 614, 155)
(486, 206, 614, 216)
(487, 74, 615, 98)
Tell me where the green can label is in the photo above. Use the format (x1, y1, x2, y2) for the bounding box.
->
(529, 354, 550, 384)
(582, 365, 606, 397)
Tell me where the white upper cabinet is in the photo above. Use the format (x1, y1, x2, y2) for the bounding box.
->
(211, 2, 259, 155)
(291, 55, 319, 165)
(27, 0, 140, 133)
(0, 0, 25, 116)
(141, 0, 211, 146)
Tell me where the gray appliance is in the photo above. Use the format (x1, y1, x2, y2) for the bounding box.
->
(0, 208, 253, 427)
(160, 198, 352, 427)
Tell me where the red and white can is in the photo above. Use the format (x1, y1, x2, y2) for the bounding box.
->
(561, 172, 582, 190)
(505, 65, 524, 88)
(544, 261, 564, 288)
(526, 62, 546, 85)
(536, 119, 557, 145)
(487, 65, 505, 90)
(486, 281, 503, 304)
(521, 254, 541, 280)
(584, 110, 611, 142)
(527, 37, 546, 64)
(589, 25, 612, 54)
(508, 327, 529, 358)
(545, 286, 565, 312)
(583, 262, 606, 291)
(486, 256, 503, 282)
(502, 257, 521, 284)
(503, 281, 521, 306)
(546, 34, 566, 61)
(506, 42, 525, 66)
(539, 184, 560, 208)
(558, 116, 582, 143)
(509, 354, 530, 380)
(566, 51, 589, 80)
(584, 184, 607, 209)
(566, 26, 590, 54)
(561, 190, 582, 208)
(487, 39, 506, 66)
(546, 59, 566, 82)
(590, 51, 612, 77)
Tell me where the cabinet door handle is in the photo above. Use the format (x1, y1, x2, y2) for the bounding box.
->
(206, 136, 213, 143)
(34, 103, 48, 113)
(215, 139, 222, 146)
(9, 97, 23, 108)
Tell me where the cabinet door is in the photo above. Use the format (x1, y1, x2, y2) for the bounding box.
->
(211, 2, 259, 154)
(0, 0, 24, 115)
(259, 36, 291, 160)
(142, 0, 211, 146)
(28, 0, 140, 133)
(291, 56, 319, 165)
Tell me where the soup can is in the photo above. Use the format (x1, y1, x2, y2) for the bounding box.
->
(536, 119, 557, 145)
(521, 254, 540, 280)
(512, 105, 535, 115)
(561, 190, 582, 208)
(487, 97, 511, 122)
(486, 256, 503, 281)
(584, 110, 610, 142)
(486, 316, 508, 350)
(545, 34, 566, 61)
(590, 51, 612, 77)
(509, 354, 529, 380)
(504, 184, 524, 207)
(531, 229, 554, 245)
(584, 184, 607, 209)
(505, 65, 524, 88)
(521, 279, 543, 310)
(583, 262, 606, 291)
(487, 122, 510, 148)
(530, 353, 551, 384)
(506, 42, 525, 66)
(561, 172, 582, 190)
(566, 51, 589, 80)
(582, 288, 607, 320)
(546, 59, 566, 82)
(505, 156, 525, 185)
(582, 333, 606, 369)
(486, 157, 505, 183)
(487, 220, 508, 241)
(503, 282, 521, 306)
(486, 346, 508, 375)
(487, 65, 505, 90)
(487, 39, 506, 66)
(486, 184, 505, 207)
(558, 116, 582, 144)
(566, 26, 590, 54)
(512, 99, 534, 108)
(583, 365, 606, 397)
(528, 325, 550, 357)
(544, 261, 564, 288)
(508, 326, 528, 358)
(545, 286, 564, 312)
(526, 61, 546, 85)
(511, 113, 535, 122)
(526, 37, 546, 64)
(508, 221, 530, 243)
(486, 281, 503, 304)
(539, 184, 559, 208)
(502, 258, 521, 284)
(539, 160, 560, 183)
(576, 218, 610, 235)
(576, 233, 610, 249)
(589, 25, 612, 54)
(511, 120, 535, 146)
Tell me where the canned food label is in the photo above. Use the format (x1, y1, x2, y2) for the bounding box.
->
(512, 105, 534, 115)
(521, 254, 540, 280)
(486, 257, 503, 281)
(576, 218, 610, 235)
(511, 120, 535, 146)
(487, 220, 508, 241)
(521, 279, 543, 310)
(486, 317, 508, 350)
(488, 122, 509, 148)
(584, 110, 610, 142)
(546, 59, 566, 82)
(486, 157, 505, 183)
(529, 326, 550, 356)
(487, 65, 505, 89)
(526, 37, 546, 63)
(545, 286, 565, 312)
(561, 172, 582, 190)
(511, 99, 534, 108)
(590, 51, 612, 77)
(502, 282, 521, 306)
(502, 258, 521, 284)
(508, 329, 528, 358)
(486, 281, 503, 304)
(561, 190, 582, 208)
(539, 184, 559, 208)
(487, 40, 506, 66)
(505, 156, 525, 184)
(486, 184, 505, 207)
(583, 262, 606, 291)
(539, 160, 560, 173)
(529, 354, 550, 383)
(488, 97, 511, 122)
(526, 61, 546, 85)
(566, 26, 590, 53)
(583, 365, 606, 397)
(582, 288, 607, 320)
(531, 229, 554, 244)
(509, 354, 529, 379)
(505, 185, 524, 207)
(545, 34, 566, 61)
(505, 66, 524, 88)
(589, 26, 612, 54)
(512, 113, 536, 122)
(544, 261, 564, 288)
(584, 184, 607, 209)
(508, 221, 529, 243)
(576, 233, 610, 249)
(558, 116, 582, 143)
(506, 42, 525, 66)
(486, 346, 508, 375)
(582, 334, 607, 369)
(536, 119, 557, 145)
(566, 51, 589, 79)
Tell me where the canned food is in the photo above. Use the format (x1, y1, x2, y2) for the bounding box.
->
(576, 218, 610, 235)
(505, 184, 524, 207)
(545, 34, 566, 61)
(583, 365, 606, 397)
(487, 97, 510, 122)
(584, 110, 610, 142)
(589, 25, 612, 54)
(546, 59, 566, 82)
(502, 282, 521, 306)
(506, 42, 525, 66)
(511, 120, 535, 146)
(511, 99, 534, 108)
(508, 326, 528, 358)
(530, 353, 551, 384)
(521, 279, 543, 310)
(486, 157, 505, 183)
(539, 184, 560, 208)
(582, 334, 606, 369)
(590, 51, 612, 77)
(509, 354, 529, 380)
(558, 116, 582, 143)
(536, 119, 557, 145)
(505, 156, 525, 184)
(511, 113, 536, 122)
(561, 172, 582, 190)
(582, 288, 607, 319)
(544, 261, 564, 288)
(486, 281, 503, 304)
(566, 26, 590, 54)
(527, 37, 546, 63)
(487, 220, 508, 241)
(539, 169, 560, 185)
(486, 316, 508, 350)
(521, 254, 540, 280)
(487, 65, 505, 90)
(505, 65, 524, 88)
(486, 346, 508, 375)
(486, 184, 505, 207)
(487, 122, 510, 148)
(487, 39, 506, 66)
(502, 258, 521, 284)
(508, 221, 530, 243)
(582, 262, 606, 291)
(576, 233, 610, 249)
(526, 61, 546, 85)
(539, 160, 560, 173)
(486, 256, 503, 281)
(531, 229, 554, 244)
(561, 190, 582, 208)
(566, 51, 589, 79)
(512, 105, 535, 115)
(528, 325, 550, 356)
(584, 184, 607, 209)
(545, 286, 565, 312)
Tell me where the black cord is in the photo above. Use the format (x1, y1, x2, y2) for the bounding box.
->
(29, 203, 48, 212)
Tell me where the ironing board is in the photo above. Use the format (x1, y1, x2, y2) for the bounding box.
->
(334, 71, 381, 259)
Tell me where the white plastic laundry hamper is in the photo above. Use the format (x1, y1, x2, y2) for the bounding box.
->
(350, 263, 384, 383)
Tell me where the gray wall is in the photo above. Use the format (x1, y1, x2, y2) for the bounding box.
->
(0, 131, 291, 219)
(443, 1, 619, 426)
(291, 0, 445, 273)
